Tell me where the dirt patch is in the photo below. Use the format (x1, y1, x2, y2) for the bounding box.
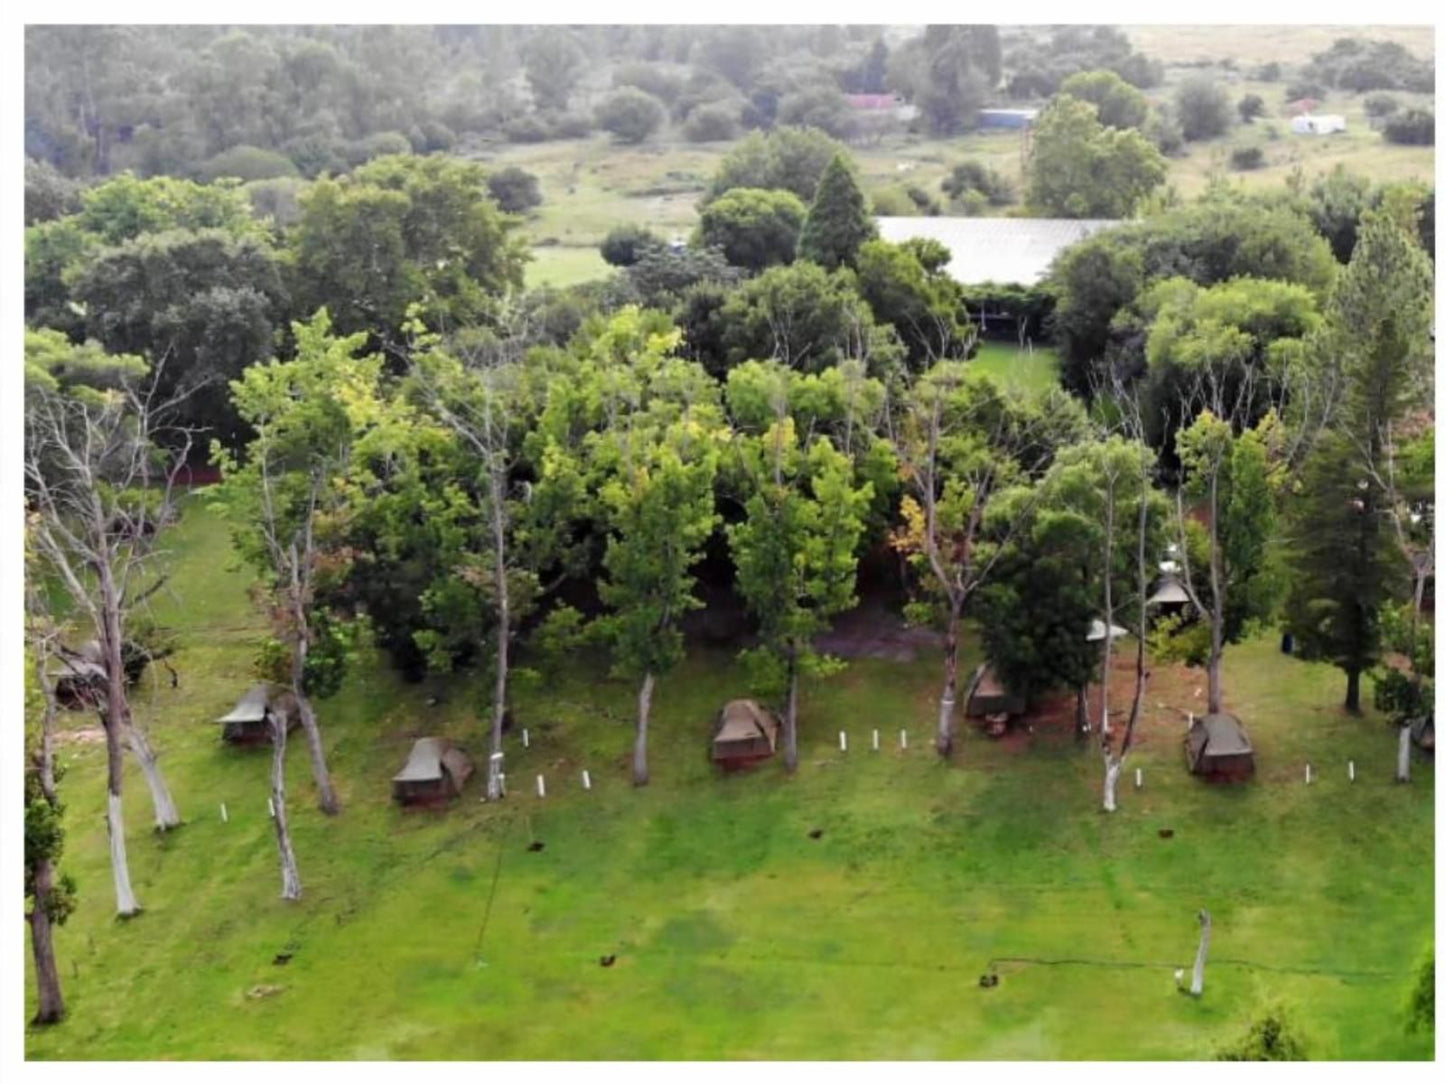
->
(815, 601, 942, 663)
(57, 726, 106, 746)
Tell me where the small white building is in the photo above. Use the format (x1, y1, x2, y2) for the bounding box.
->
(1291, 114, 1347, 135)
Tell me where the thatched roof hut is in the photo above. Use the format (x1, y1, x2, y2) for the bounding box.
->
(965, 662, 1026, 718)
(712, 699, 780, 764)
(216, 684, 291, 745)
(1185, 713, 1255, 780)
(392, 738, 474, 805)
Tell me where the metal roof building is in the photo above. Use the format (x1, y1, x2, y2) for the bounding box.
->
(874, 216, 1122, 287)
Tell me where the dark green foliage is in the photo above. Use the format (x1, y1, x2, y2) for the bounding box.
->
(1306, 166, 1378, 263)
(777, 84, 857, 141)
(959, 283, 1056, 342)
(941, 161, 1014, 207)
(1001, 25, 1162, 98)
(1144, 105, 1186, 157)
(523, 29, 586, 111)
(624, 244, 743, 311)
(683, 102, 741, 143)
(1058, 69, 1149, 129)
(697, 188, 806, 272)
(600, 224, 663, 267)
(1253, 61, 1282, 82)
(344, 131, 413, 167)
(908, 25, 1001, 136)
(1364, 93, 1400, 120)
(612, 61, 689, 105)
(24, 757, 77, 928)
(194, 144, 299, 183)
(486, 166, 543, 214)
(1284, 79, 1328, 102)
(1237, 94, 1266, 124)
(705, 126, 850, 205)
(1216, 1005, 1309, 1060)
(1406, 947, 1434, 1035)
(25, 158, 84, 225)
(255, 611, 363, 698)
(855, 239, 973, 369)
(1230, 147, 1265, 171)
(798, 154, 877, 271)
(1174, 77, 1232, 141)
(1384, 109, 1435, 146)
(595, 88, 667, 144)
(1302, 37, 1434, 93)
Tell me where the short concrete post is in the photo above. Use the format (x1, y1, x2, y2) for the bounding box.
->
(900, 729, 908, 750)
(1135, 768, 1143, 790)
(581, 769, 592, 791)
(535, 774, 545, 799)
(839, 731, 847, 752)
(1304, 763, 1312, 785)
(267, 797, 275, 818)
(872, 728, 879, 751)
(1348, 760, 1355, 782)
(522, 728, 530, 748)
(220, 802, 228, 823)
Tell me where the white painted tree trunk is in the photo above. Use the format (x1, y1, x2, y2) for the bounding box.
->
(270, 715, 302, 900)
(1190, 909, 1212, 996)
(633, 671, 655, 787)
(488, 485, 510, 802)
(1397, 724, 1412, 783)
(784, 650, 799, 773)
(1102, 756, 1122, 813)
(125, 723, 180, 829)
(937, 606, 961, 757)
(108, 791, 140, 917)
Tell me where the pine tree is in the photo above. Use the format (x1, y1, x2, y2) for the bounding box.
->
(798, 153, 877, 271)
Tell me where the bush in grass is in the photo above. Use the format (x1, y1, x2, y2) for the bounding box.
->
(683, 102, 741, 143)
(1230, 146, 1265, 171)
(1237, 94, 1266, 124)
(486, 167, 542, 214)
(1175, 77, 1232, 140)
(600, 223, 663, 267)
(941, 160, 1014, 206)
(195, 144, 299, 183)
(1253, 61, 1282, 82)
(345, 131, 413, 166)
(595, 88, 667, 144)
(1406, 946, 1433, 1035)
(1216, 1004, 1309, 1061)
(503, 115, 552, 143)
(1384, 109, 1434, 146)
(1364, 93, 1401, 120)
(548, 112, 594, 139)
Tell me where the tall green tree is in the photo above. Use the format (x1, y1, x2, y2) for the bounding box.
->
(696, 187, 806, 272)
(1058, 69, 1149, 129)
(1285, 212, 1433, 711)
(798, 154, 877, 271)
(1026, 95, 1166, 218)
(725, 361, 874, 771)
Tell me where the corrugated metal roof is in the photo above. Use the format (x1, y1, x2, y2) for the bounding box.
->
(216, 683, 276, 724)
(1192, 713, 1253, 757)
(875, 217, 1123, 286)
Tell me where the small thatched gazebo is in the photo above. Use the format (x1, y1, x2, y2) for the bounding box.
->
(1146, 572, 1199, 622)
(1185, 713, 1255, 780)
(216, 684, 291, 745)
(392, 738, 474, 805)
(965, 662, 1026, 718)
(712, 699, 780, 765)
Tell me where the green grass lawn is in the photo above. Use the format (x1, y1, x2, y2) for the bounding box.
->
(25, 501, 1434, 1059)
(969, 342, 1060, 398)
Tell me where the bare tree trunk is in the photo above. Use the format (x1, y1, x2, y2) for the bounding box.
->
(1099, 481, 1116, 736)
(1075, 685, 1091, 737)
(488, 465, 511, 801)
(1189, 909, 1212, 996)
(633, 671, 655, 787)
(937, 603, 962, 757)
(294, 691, 338, 815)
(27, 860, 66, 1024)
(784, 647, 799, 773)
(124, 723, 180, 829)
(1344, 668, 1362, 713)
(1206, 477, 1226, 716)
(1397, 724, 1412, 783)
(99, 570, 141, 917)
(1102, 755, 1122, 813)
(269, 714, 302, 901)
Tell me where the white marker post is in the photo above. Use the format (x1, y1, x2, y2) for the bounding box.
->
(872, 729, 879, 751)
(1305, 763, 1312, 785)
(522, 728, 530, 748)
(535, 774, 546, 799)
(582, 769, 592, 791)
(1135, 768, 1143, 790)
(839, 731, 848, 752)
(1348, 760, 1355, 782)
(220, 802, 228, 823)
(267, 797, 275, 818)
(900, 729, 908, 750)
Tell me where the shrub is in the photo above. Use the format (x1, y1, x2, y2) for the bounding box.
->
(1229, 146, 1265, 171)
(1237, 94, 1266, 124)
(683, 102, 741, 143)
(1216, 1005, 1309, 1061)
(548, 112, 594, 139)
(1145, 107, 1186, 157)
(595, 88, 667, 144)
(1175, 77, 1232, 140)
(1253, 61, 1282, 81)
(244, 177, 306, 227)
(282, 134, 347, 178)
(503, 115, 552, 143)
(600, 223, 663, 267)
(1384, 109, 1435, 146)
(1364, 93, 1400, 120)
(486, 166, 542, 214)
(941, 160, 1014, 206)
(414, 120, 456, 153)
(870, 186, 915, 216)
(345, 131, 413, 166)
(1407, 946, 1434, 1035)
(1284, 78, 1327, 102)
(195, 144, 299, 183)
(612, 62, 688, 105)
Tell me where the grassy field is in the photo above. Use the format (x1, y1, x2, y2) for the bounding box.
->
(969, 342, 1061, 398)
(25, 500, 1434, 1060)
